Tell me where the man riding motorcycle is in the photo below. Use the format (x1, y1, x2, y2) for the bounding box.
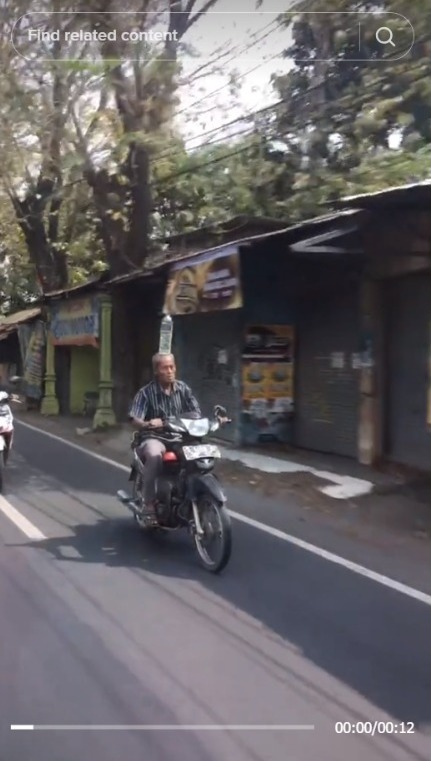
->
(129, 353, 202, 520)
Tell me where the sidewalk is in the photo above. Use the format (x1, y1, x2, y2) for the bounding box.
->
(15, 410, 431, 541)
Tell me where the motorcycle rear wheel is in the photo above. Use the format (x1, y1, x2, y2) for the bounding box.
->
(193, 496, 232, 574)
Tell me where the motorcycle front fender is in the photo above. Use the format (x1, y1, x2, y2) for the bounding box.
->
(187, 473, 227, 505)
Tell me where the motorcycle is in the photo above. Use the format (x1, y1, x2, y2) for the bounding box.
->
(0, 388, 21, 492)
(117, 405, 232, 573)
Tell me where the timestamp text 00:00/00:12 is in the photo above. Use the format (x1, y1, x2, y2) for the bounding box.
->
(335, 722, 415, 735)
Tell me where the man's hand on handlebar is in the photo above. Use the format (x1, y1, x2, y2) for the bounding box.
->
(147, 418, 164, 429)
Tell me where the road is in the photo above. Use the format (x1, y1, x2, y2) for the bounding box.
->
(0, 421, 430, 761)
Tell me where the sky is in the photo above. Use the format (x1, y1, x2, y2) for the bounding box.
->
(174, 0, 294, 148)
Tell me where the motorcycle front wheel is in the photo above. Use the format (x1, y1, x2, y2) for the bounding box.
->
(193, 496, 232, 574)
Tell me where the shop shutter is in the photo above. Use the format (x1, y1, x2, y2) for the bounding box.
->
(386, 274, 431, 470)
(295, 278, 361, 457)
(173, 311, 242, 444)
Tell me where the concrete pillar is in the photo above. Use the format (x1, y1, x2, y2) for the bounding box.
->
(41, 328, 59, 416)
(358, 280, 383, 465)
(93, 294, 116, 429)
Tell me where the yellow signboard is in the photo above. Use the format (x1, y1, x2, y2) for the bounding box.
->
(242, 361, 294, 402)
(164, 246, 242, 315)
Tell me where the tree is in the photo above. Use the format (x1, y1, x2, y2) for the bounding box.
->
(0, 1, 106, 292)
(68, 0, 221, 276)
(151, 133, 300, 235)
(262, 0, 431, 215)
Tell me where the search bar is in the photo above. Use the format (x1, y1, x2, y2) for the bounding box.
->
(285, 11, 414, 62)
(11, 10, 415, 63)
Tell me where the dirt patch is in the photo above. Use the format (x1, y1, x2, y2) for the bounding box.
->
(218, 460, 332, 508)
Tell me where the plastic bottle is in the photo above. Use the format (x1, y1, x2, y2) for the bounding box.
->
(159, 314, 173, 354)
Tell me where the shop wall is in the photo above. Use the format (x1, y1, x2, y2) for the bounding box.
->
(69, 346, 99, 414)
(240, 246, 298, 445)
(173, 310, 242, 445)
(0, 332, 21, 379)
(111, 280, 165, 420)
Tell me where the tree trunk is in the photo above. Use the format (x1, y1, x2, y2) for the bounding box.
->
(124, 142, 152, 268)
(14, 194, 68, 292)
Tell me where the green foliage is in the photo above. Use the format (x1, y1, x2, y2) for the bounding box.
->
(266, 0, 431, 213)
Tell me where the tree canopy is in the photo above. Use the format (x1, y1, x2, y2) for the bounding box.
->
(0, 0, 430, 312)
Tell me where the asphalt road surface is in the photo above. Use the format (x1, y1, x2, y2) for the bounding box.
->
(0, 421, 430, 761)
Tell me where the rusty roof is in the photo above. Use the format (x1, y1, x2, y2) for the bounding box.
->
(164, 214, 290, 245)
(0, 306, 41, 327)
(43, 276, 104, 300)
(333, 180, 431, 209)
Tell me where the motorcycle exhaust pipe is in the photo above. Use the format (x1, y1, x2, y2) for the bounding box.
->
(116, 490, 140, 514)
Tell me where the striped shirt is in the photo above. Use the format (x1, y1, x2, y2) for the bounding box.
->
(129, 380, 201, 421)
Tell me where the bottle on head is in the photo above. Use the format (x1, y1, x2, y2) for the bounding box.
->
(159, 314, 173, 355)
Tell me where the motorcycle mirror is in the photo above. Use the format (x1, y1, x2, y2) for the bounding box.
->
(214, 405, 227, 418)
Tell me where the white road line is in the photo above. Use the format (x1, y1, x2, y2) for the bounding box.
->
(229, 511, 431, 606)
(14, 419, 431, 606)
(0, 495, 46, 541)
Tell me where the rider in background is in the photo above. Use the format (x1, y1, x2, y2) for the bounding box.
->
(129, 353, 201, 518)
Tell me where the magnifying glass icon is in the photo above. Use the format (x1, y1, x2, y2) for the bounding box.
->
(376, 26, 395, 47)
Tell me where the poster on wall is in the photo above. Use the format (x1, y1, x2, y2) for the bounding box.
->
(241, 325, 295, 445)
(163, 245, 242, 315)
(50, 296, 99, 347)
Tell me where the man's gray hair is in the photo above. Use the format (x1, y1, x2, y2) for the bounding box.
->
(152, 353, 175, 372)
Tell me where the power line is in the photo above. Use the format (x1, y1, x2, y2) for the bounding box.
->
(6, 63, 429, 213)
(176, 19, 280, 117)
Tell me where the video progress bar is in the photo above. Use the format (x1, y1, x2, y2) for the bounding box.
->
(11, 724, 315, 732)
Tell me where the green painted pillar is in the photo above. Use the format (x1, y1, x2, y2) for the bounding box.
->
(41, 328, 59, 416)
(93, 293, 116, 429)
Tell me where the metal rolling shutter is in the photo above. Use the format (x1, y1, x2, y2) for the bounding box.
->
(295, 279, 360, 457)
(386, 274, 431, 470)
(173, 311, 242, 444)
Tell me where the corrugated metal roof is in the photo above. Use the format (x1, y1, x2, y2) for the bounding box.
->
(0, 306, 41, 327)
(43, 276, 104, 300)
(0, 327, 14, 341)
(164, 214, 290, 244)
(106, 267, 159, 286)
(334, 180, 431, 208)
(163, 209, 363, 266)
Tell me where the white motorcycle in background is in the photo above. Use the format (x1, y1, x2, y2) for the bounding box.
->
(0, 382, 21, 492)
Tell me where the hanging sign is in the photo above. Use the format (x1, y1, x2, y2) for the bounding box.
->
(23, 320, 46, 399)
(163, 245, 242, 315)
(50, 296, 99, 347)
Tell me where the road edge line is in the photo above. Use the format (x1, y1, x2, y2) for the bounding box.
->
(0, 495, 46, 540)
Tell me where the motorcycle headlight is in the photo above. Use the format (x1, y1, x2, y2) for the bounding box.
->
(182, 418, 210, 437)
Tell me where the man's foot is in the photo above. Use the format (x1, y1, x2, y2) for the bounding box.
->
(136, 501, 158, 525)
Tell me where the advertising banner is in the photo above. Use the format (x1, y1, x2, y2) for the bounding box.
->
(19, 320, 46, 399)
(241, 325, 295, 445)
(163, 245, 242, 315)
(50, 296, 99, 347)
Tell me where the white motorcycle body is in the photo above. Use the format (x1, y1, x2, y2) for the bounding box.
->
(0, 392, 14, 445)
